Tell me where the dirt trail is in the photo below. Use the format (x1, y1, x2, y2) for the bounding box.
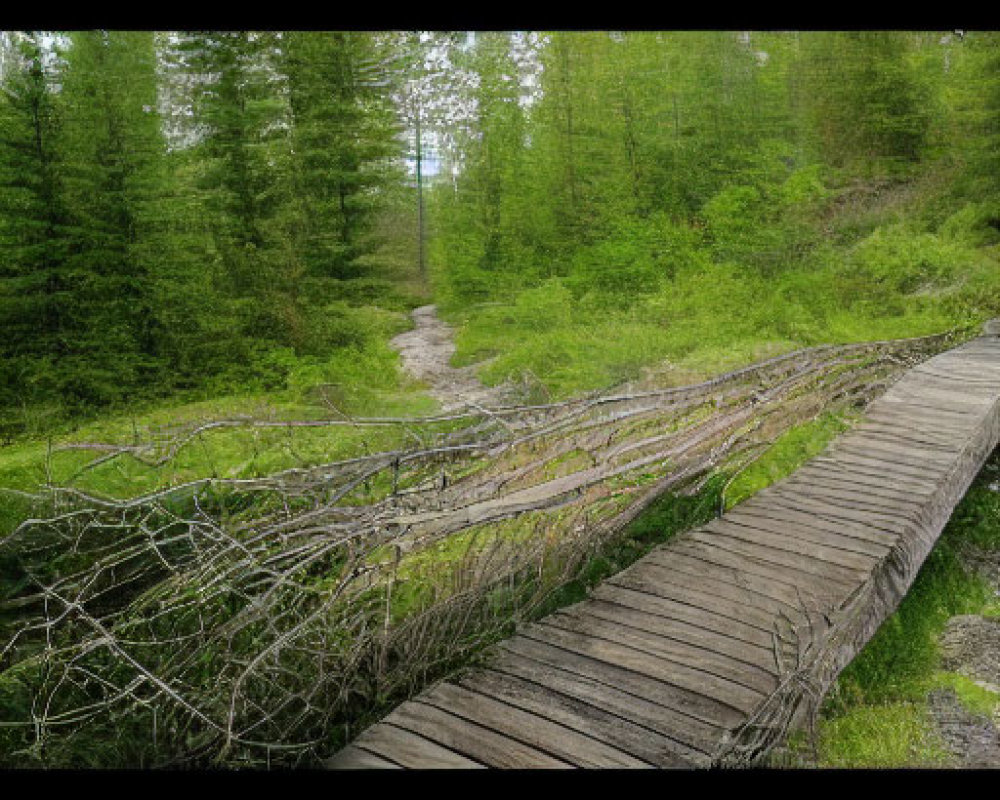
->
(390, 305, 520, 412)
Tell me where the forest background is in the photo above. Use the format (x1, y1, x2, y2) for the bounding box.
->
(2, 30, 999, 438)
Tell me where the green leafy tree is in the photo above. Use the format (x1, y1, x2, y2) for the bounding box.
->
(798, 32, 932, 173)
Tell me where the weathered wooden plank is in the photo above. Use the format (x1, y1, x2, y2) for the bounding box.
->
(874, 409, 980, 430)
(545, 604, 778, 696)
(348, 721, 486, 768)
(590, 581, 776, 650)
(419, 682, 653, 768)
(725, 501, 895, 556)
(886, 383, 992, 404)
(783, 482, 931, 528)
(767, 484, 923, 530)
(767, 484, 925, 533)
(623, 558, 793, 621)
(608, 558, 781, 632)
(789, 462, 939, 502)
(722, 512, 891, 567)
(580, 595, 778, 670)
(830, 438, 958, 470)
(728, 499, 897, 553)
(667, 537, 847, 600)
(844, 415, 962, 445)
(683, 528, 864, 587)
(832, 439, 965, 475)
(388, 699, 573, 768)
(719, 512, 886, 571)
(825, 444, 953, 481)
(775, 483, 925, 523)
(483, 647, 720, 757)
(701, 518, 877, 575)
(851, 423, 959, 452)
(807, 454, 939, 492)
(860, 416, 971, 444)
(867, 393, 977, 417)
(917, 364, 1000, 383)
(517, 622, 754, 725)
(456, 668, 701, 767)
(878, 397, 983, 421)
(641, 548, 823, 612)
(856, 434, 956, 456)
(493, 635, 730, 744)
(889, 386, 995, 409)
(912, 366, 1000, 387)
(903, 370, 1000, 392)
(796, 467, 938, 507)
(324, 744, 403, 769)
(862, 409, 973, 440)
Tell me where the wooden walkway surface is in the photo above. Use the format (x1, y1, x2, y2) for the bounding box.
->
(327, 328, 1000, 769)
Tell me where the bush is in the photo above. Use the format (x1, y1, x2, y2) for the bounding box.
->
(779, 164, 831, 208)
(849, 225, 965, 295)
(938, 200, 1000, 246)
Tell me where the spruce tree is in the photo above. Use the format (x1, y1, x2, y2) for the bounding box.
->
(0, 32, 73, 415)
(282, 31, 400, 285)
(56, 30, 167, 406)
(176, 31, 297, 348)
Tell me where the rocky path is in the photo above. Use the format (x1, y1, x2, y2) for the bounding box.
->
(390, 305, 520, 412)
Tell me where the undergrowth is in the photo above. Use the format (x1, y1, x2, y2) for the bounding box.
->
(438, 166, 1000, 402)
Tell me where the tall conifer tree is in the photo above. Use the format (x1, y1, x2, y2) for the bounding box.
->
(0, 32, 73, 411)
(57, 30, 167, 405)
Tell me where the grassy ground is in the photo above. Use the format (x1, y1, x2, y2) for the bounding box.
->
(0, 304, 442, 536)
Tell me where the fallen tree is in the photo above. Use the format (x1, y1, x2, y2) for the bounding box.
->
(0, 328, 971, 767)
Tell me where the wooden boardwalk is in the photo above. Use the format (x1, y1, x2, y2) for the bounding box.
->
(327, 328, 1000, 769)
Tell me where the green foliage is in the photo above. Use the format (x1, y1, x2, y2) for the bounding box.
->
(429, 32, 1000, 401)
(814, 703, 952, 768)
(701, 184, 768, 262)
(0, 323, 433, 537)
(778, 164, 831, 207)
(937, 199, 1000, 246)
(57, 32, 167, 408)
(849, 225, 964, 295)
(449, 292, 684, 399)
(798, 32, 933, 175)
(0, 34, 73, 412)
(282, 31, 401, 281)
